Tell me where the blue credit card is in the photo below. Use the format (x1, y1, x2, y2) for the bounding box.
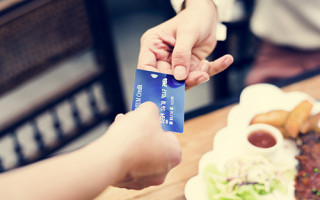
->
(131, 69, 185, 133)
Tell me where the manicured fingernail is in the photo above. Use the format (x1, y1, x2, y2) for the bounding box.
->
(197, 75, 209, 84)
(174, 66, 187, 80)
(224, 57, 233, 66)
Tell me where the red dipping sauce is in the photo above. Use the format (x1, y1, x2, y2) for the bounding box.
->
(248, 130, 276, 148)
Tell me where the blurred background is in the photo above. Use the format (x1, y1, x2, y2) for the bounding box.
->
(0, 0, 255, 171)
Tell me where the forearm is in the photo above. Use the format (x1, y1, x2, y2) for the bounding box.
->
(0, 137, 125, 200)
(0, 103, 182, 199)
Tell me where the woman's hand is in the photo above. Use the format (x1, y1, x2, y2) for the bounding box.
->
(103, 102, 182, 189)
(138, 0, 233, 90)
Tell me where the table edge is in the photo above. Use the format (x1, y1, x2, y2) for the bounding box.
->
(185, 67, 320, 121)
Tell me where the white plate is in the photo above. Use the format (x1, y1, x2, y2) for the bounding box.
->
(185, 83, 320, 200)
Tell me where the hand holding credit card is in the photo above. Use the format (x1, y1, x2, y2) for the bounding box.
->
(131, 69, 185, 133)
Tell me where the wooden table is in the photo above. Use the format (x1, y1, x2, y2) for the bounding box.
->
(96, 73, 320, 200)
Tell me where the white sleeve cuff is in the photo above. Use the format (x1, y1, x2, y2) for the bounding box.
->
(170, 0, 234, 22)
(170, 0, 184, 13)
(212, 0, 234, 22)
(216, 23, 227, 41)
(170, 0, 234, 41)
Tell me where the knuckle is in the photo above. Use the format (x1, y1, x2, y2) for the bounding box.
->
(170, 146, 182, 168)
(173, 148, 182, 167)
(140, 32, 149, 44)
(151, 176, 166, 186)
(140, 29, 154, 43)
(173, 50, 190, 60)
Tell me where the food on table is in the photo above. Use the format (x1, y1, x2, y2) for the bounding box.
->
(203, 156, 294, 200)
(285, 100, 314, 138)
(250, 110, 289, 127)
(248, 130, 277, 148)
(250, 100, 317, 139)
(250, 99, 320, 199)
(295, 131, 320, 200)
(194, 92, 320, 200)
(246, 99, 320, 199)
(300, 113, 320, 134)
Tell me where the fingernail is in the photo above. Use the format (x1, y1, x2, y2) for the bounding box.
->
(197, 75, 209, 84)
(224, 57, 233, 66)
(174, 66, 187, 80)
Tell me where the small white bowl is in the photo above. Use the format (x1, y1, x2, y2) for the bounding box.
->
(243, 123, 283, 158)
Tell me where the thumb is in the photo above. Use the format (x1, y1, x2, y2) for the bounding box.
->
(136, 101, 160, 119)
(172, 30, 197, 81)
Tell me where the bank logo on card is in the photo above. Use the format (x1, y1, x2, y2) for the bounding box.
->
(131, 69, 185, 133)
(151, 74, 158, 79)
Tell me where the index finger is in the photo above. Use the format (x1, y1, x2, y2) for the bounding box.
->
(137, 47, 157, 71)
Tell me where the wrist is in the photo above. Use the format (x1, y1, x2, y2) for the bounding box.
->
(82, 135, 129, 185)
(184, 0, 217, 19)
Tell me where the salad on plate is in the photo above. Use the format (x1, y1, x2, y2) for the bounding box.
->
(184, 84, 320, 200)
(203, 155, 295, 200)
